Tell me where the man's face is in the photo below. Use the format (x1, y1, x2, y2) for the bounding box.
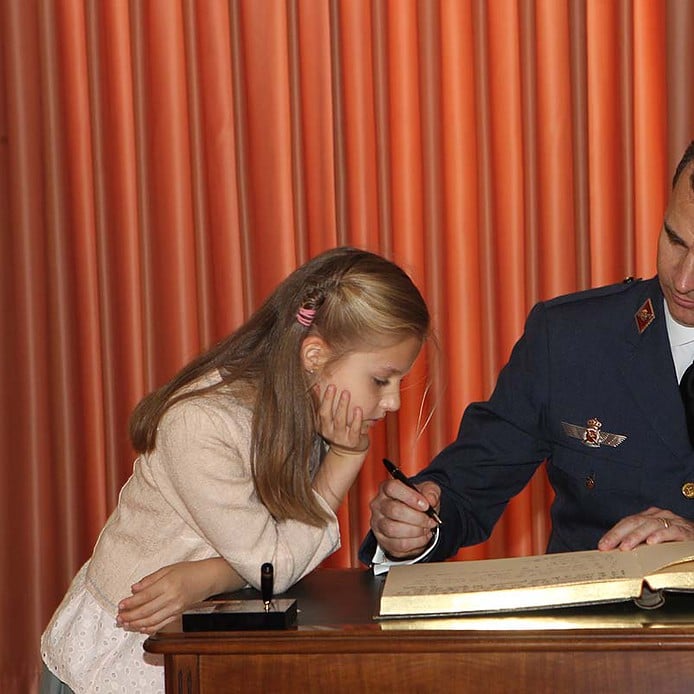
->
(657, 164, 694, 326)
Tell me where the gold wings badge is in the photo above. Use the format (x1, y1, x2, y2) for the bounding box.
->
(561, 418, 626, 448)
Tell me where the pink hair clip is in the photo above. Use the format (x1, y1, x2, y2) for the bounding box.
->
(296, 306, 316, 328)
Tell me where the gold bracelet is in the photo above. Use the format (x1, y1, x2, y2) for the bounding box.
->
(325, 440, 369, 457)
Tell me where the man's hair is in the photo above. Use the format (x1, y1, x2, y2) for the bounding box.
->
(672, 140, 694, 189)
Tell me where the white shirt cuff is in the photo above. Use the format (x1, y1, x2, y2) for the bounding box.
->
(370, 527, 440, 575)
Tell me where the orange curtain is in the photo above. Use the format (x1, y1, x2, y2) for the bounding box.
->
(2, 1, 694, 691)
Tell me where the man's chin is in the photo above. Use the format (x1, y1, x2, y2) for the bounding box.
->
(667, 297, 694, 327)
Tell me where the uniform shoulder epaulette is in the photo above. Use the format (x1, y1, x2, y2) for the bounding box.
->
(544, 277, 644, 309)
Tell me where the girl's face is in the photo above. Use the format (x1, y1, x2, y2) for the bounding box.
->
(312, 336, 423, 432)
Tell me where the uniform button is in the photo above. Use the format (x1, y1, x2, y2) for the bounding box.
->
(682, 482, 694, 499)
(585, 475, 595, 489)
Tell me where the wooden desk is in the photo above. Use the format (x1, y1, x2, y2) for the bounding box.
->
(145, 568, 694, 693)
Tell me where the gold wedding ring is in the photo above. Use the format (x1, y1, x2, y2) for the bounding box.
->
(658, 517, 671, 529)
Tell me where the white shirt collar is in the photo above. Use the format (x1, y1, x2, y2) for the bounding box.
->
(664, 298, 694, 347)
(664, 298, 694, 381)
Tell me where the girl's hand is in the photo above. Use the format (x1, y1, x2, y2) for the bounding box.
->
(316, 384, 369, 455)
(116, 558, 245, 634)
(312, 385, 371, 512)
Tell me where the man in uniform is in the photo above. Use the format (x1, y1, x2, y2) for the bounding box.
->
(362, 142, 694, 569)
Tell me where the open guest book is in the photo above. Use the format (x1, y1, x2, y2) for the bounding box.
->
(377, 540, 694, 619)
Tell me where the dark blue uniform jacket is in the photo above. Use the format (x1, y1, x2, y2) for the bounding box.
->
(360, 276, 694, 565)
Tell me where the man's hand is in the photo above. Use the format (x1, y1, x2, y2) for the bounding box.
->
(598, 506, 694, 551)
(369, 478, 441, 559)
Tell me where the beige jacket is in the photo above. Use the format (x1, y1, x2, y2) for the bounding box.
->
(86, 383, 340, 612)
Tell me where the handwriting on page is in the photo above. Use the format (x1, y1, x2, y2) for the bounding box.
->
(390, 551, 638, 596)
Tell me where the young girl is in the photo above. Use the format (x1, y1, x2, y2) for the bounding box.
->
(40, 246, 430, 693)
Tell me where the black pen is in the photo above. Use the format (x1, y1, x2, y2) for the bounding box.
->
(382, 458, 442, 525)
(261, 562, 274, 612)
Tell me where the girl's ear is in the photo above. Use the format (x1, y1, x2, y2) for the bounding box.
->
(301, 336, 330, 373)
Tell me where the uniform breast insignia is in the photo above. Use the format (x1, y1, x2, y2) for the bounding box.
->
(561, 419, 627, 448)
(635, 298, 655, 334)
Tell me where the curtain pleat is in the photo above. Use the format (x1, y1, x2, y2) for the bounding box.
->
(666, 0, 694, 174)
(132, 1, 202, 390)
(1, 1, 690, 690)
(569, 0, 590, 288)
(535, 0, 577, 298)
(633, 0, 666, 276)
(5, 0, 53, 680)
(184, 1, 246, 339)
(484, 1, 534, 559)
(239, 0, 299, 297)
(85, 0, 143, 508)
(440, 0, 481, 429)
(294, 0, 335, 256)
(586, 0, 630, 284)
(417, 1, 445, 455)
(342, 1, 380, 250)
(41, 0, 105, 580)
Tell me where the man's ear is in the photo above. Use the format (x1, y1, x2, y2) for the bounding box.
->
(301, 336, 330, 373)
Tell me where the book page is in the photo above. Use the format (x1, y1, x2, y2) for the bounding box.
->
(379, 542, 694, 618)
(645, 562, 694, 591)
(379, 549, 649, 617)
(383, 548, 642, 599)
(635, 541, 694, 578)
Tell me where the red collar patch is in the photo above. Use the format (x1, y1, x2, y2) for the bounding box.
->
(635, 298, 655, 334)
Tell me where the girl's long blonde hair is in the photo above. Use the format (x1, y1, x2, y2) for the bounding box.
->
(129, 247, 430, 525)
